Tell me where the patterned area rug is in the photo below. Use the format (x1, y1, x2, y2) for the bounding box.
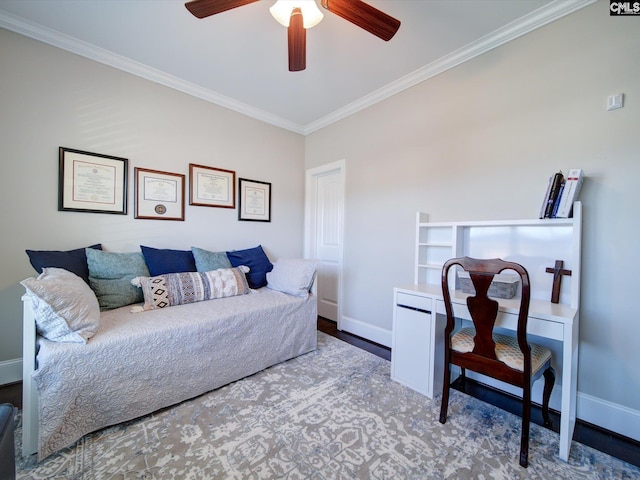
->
(15, 332, 640, 479)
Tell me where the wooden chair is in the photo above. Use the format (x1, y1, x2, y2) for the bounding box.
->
(438, 257, 555, 468)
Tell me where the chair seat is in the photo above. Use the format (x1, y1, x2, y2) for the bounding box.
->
(452, 327, 552, 373)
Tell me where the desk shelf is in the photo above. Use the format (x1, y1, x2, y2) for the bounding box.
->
(414, 205, 581, 308)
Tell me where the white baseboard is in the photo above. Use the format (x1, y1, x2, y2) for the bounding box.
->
(468, 372, 640, 442)
(339, 315, 392, 348)
(0, 358, 22, 385)
(340, 316, 640, 442)
(577, 391, 640, 442)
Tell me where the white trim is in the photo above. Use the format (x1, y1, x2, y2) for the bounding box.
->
(0, 1, 596, 135)
(0, 10, 305, 135)
(577, 391, 640, 442)
(22, 294, 39, 455)
(463, 371, 640, 442)
(340, 315, 392, 349)
(0, 358, 22, 385)
(302, 0, 597, 134)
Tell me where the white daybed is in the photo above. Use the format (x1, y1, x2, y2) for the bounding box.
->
(22, 279, 317, 460)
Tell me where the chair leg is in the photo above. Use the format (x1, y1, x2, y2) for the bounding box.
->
(459, 367, 466, 392)
(542, 367, 555, 429)
(439, 362, 451, 424)
(520, 383, 531, 468)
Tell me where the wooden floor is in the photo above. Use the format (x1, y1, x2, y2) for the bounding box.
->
(0, 381, 20, 409)
(2, 318, 637, 468)
(317, 317, 640, 468)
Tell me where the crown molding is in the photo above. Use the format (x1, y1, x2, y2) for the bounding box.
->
(0, 10, 306, 135)
(302, 0, 597, 135)
(1, 0, 595, 136)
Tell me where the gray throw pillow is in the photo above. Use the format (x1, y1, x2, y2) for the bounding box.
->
(21, 267, 100, 343)
(266, 258, 318, 297)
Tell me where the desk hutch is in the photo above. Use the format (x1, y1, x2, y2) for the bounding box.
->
(391, 202, 582, 461)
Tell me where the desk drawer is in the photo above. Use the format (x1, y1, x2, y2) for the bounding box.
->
(396, 292, 432, 313)
(435, 299, 564, 340)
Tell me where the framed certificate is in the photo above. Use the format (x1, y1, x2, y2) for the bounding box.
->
(58, 147, 128, 214)
(134, 167, 185, 221)
(189, 164, 235, 208)
(238, 178, 271, 222)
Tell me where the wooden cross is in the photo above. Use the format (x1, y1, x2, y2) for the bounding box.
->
(546, 260, 572, 304)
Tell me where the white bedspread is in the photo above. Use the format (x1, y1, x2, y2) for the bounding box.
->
(33, 288, 317, 460)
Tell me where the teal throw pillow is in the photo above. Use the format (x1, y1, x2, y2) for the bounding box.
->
(86, 249, 150, 310)
(191, 247, 232, 272)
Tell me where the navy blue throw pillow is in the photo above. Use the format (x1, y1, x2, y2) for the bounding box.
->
(26, 244, 102, 284)
(140, 245, 197, 276)
(226, 245, 273, 289)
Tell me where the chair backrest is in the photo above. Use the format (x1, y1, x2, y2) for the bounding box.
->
(441, 256, 532, 381)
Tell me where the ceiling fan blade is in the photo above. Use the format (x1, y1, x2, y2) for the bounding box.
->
(185, 0, 259, 19)
(288, 8, 306, 72)
(321, 0, 400, 41)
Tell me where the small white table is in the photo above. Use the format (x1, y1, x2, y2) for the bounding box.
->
(391, 283, 579, 462)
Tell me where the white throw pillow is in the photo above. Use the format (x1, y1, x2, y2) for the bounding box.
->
(266, 258, 318, 297)
(21, 267, 100, 343)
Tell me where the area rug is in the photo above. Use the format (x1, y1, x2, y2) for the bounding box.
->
(15, 332, 640, 479)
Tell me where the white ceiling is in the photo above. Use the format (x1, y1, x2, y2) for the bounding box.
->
(0, 0, 593, 134)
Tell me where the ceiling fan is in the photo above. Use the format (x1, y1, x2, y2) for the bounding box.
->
(185, 0, 401, 72)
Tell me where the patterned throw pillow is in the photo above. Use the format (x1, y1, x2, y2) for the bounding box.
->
(130, 266, 250, 311)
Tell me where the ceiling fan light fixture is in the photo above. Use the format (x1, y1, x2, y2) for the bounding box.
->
(270, 0, 323, 29)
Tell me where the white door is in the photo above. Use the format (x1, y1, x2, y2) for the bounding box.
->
(305, 160, 345, 325)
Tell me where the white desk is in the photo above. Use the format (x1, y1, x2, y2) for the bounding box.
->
(392, 283, 579, 462)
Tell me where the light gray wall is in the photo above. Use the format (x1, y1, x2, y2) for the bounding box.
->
(0, 28, 305, 373)
(306, 2, 639, 437)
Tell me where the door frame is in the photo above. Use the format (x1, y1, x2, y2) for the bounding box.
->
(304, 159, 345, 330)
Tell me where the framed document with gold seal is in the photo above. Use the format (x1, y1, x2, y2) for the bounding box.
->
(134, 167, 185, 221)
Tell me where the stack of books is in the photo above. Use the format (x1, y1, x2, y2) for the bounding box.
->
(539, 169, 584, 219)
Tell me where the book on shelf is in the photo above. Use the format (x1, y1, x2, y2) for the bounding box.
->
(540, 171, 564, 219)
(551, 181, 565, 218)
(539, 175, 552, 219)
(555, 168, 584, 218)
